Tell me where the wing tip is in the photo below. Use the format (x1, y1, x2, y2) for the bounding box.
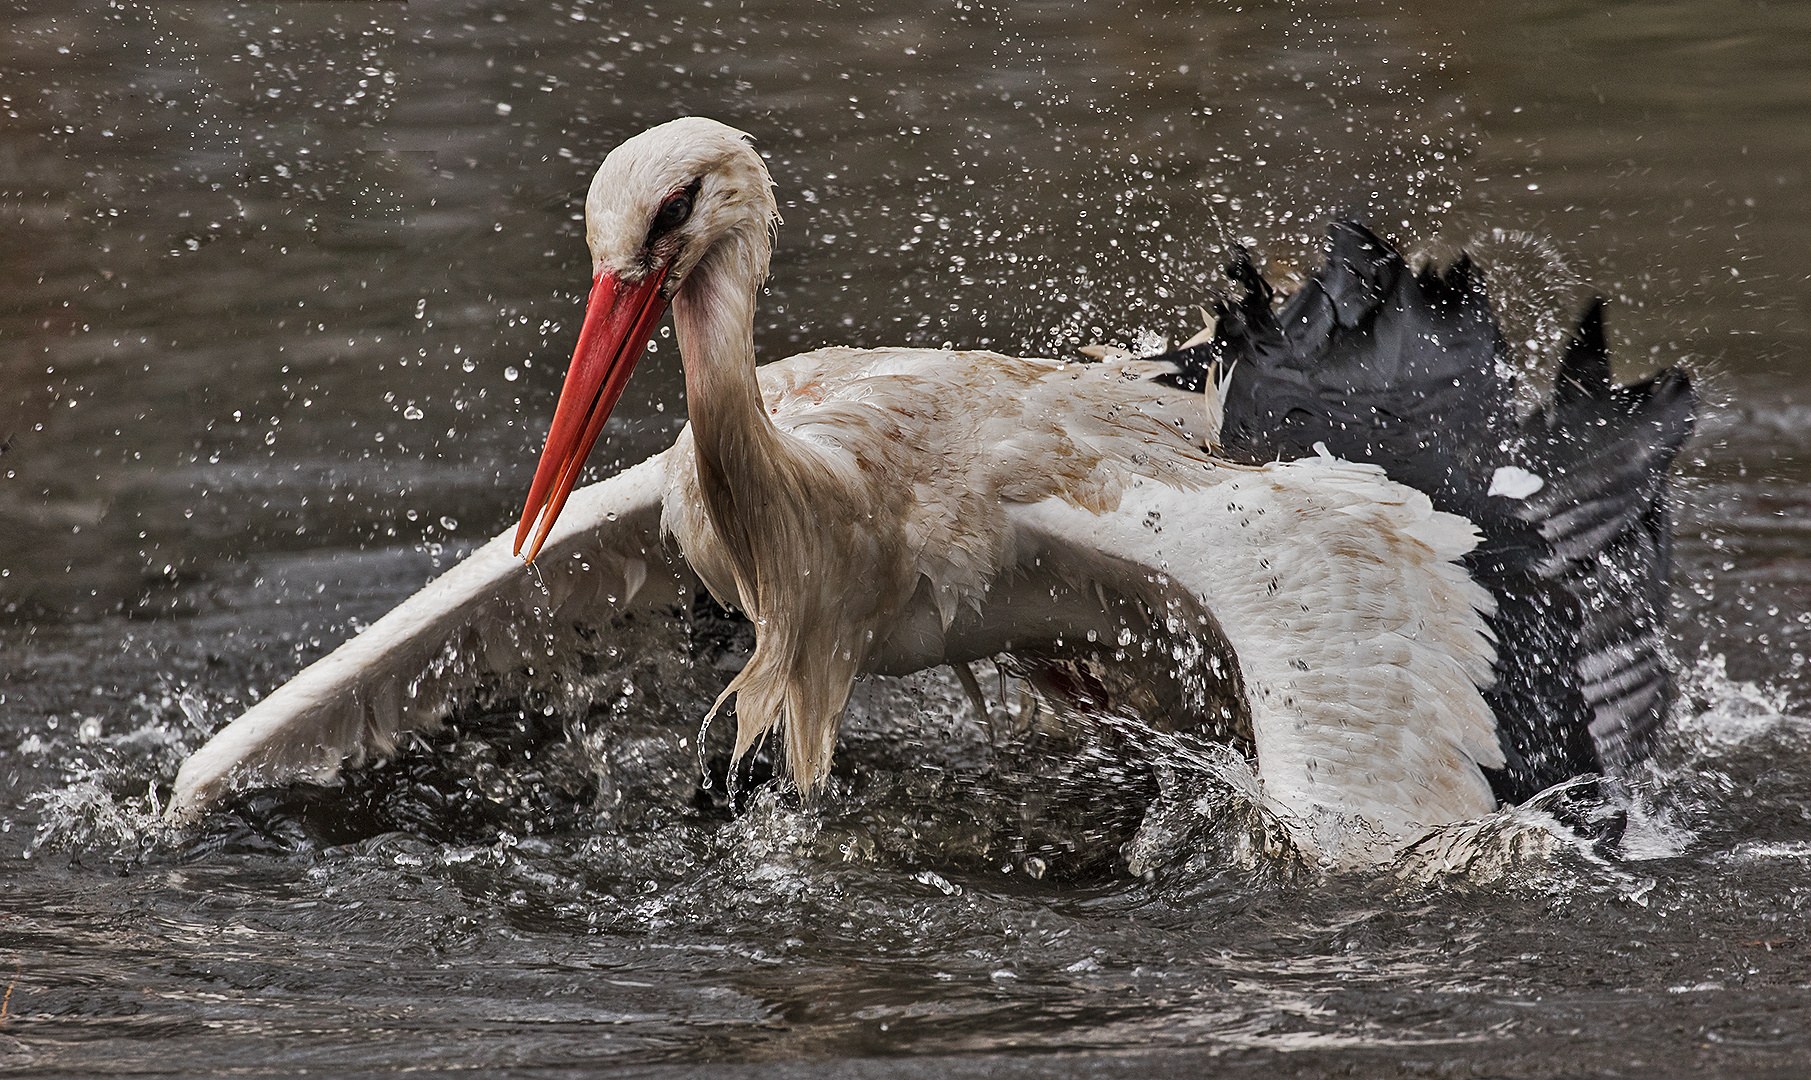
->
(1204, 220, 1694, 804)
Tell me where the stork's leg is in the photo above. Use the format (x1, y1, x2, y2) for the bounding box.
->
(952, 661, 991, 730)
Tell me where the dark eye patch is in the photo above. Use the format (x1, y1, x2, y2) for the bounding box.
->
(647, 176, 702, 246)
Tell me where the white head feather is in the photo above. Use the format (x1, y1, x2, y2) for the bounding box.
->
(583, 116, 778, 295)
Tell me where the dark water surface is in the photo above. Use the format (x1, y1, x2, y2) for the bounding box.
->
(5, 2, 1811, 1076)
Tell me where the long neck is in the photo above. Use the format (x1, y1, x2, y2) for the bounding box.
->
(670, 224, 803, 600)
(671, 225, 782, 478)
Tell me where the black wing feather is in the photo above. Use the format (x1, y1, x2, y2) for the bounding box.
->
(1517, 309, 1696, 770)
(1150, 222, 1694, 803)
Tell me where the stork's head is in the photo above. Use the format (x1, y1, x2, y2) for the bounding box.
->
(582, 116, 776, 296)
(515, 117, 776, 560)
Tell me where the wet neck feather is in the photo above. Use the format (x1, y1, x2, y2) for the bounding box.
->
(672, 224, 857, 797)
(670, 226, 803, 595)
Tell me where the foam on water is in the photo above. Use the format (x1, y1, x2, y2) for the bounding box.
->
(24, 643, 1800, 914)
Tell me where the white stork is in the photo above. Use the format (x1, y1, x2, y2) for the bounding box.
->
(167, 117, 1693, 864)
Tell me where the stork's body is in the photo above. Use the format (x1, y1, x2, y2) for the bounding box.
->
(168, 118, 1693, 864)
(657, 344, 1233, 794)
(652, 341, 1497, 842)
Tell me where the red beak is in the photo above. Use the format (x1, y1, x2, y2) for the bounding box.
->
(514, 266, 671, 562)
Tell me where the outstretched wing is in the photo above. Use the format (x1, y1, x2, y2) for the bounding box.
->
(167, 452, 697, 821)
(1155, 222, 1694, 803)
(915, 455, 1502, 862)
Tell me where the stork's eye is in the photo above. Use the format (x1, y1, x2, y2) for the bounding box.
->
(648, 180, 699, 242)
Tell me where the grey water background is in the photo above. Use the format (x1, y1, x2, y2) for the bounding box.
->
(4, 0, 1811, 1075)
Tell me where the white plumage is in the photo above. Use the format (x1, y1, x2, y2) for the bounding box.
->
(169, 117, 1511, 863)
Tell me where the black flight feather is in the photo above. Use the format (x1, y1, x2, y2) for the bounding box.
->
(1148, 221, 1694, 805)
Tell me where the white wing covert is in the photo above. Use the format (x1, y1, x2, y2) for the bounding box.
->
(167, 452, 696, 821)
(1006, 454, 1502, 861)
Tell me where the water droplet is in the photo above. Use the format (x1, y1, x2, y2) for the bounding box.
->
(504, 366, 520, 381)
(403, 404, 424, 420)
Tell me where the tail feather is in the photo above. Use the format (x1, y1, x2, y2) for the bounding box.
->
(1150, 222, 1695, 803)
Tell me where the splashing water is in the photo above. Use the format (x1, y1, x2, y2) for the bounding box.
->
(6, 0, 1811, 1074)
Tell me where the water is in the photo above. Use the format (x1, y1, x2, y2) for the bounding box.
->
(4, 1, 1811, 1075)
